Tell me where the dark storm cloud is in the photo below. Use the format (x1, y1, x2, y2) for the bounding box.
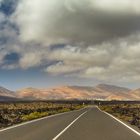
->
(13, 0, 140, 45)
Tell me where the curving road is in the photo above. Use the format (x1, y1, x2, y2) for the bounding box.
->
(0, 107, 139, 140)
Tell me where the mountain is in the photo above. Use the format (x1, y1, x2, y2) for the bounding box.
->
(17, 86, 91, 100)
(0, 86, 18, 101)
(129, 88, 140, 99)
(70, 84, 133, 100)
(95, 84, 130, 93)
(1, 84, 139, 101)
(17, 84, 139, 100)
(0, 86, 15, 97)
(93, 84, 132, 100)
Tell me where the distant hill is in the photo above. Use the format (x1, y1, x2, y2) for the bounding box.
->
(16, 84, 140, 101)
(0, 84, 140, 101)
(129, 88, 140, 99)
(0, 86, 15, 97)
(0, 86, 18, 101)
(0, 96, 19, 102)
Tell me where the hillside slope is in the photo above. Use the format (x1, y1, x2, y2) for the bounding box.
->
(0, 86, 17, 101)
(17, 84, 139, 100)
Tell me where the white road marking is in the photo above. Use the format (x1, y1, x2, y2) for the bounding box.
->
(0, 107, 86, 132)
(52, 110, 88, 140)
(98, 107, 140, 136)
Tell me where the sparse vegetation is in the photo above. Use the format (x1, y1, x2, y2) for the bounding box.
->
(0, 102, 85, 129)
(99, 104, 140, 129)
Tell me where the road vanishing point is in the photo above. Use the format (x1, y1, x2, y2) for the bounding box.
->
(0, 107, 140, 140)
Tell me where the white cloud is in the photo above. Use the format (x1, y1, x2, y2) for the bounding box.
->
(92, 0, 140, 14)
(47, 45, 112, 68)
(45, 33, 140, 82)
(19, 52, 42, 69)
(45, 61, 82, 75)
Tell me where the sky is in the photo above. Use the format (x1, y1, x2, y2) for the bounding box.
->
(0, 0, 140, 90)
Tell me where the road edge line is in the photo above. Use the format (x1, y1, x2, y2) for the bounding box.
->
(52, 110, 87, 140)
(0, 107, 86, 132)
(97, 107, 140, 136)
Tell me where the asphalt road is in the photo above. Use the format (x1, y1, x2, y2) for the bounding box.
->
(0, 107, 139, 140)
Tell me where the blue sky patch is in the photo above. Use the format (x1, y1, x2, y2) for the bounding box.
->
(4, 52, 20, 64)
(0, 0, 18, 16)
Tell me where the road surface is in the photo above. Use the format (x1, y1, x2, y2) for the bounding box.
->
(0, 107, 139, 140)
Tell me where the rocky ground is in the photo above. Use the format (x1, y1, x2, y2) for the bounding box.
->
(0, 102, 84, 129)
(100, 104, 140, 129)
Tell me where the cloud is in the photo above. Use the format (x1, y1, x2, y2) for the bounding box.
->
(0, 0, 3, 5)
(0, 12, 5, 23)
(1, 0, 140, 84)
(13, 0, 140, 45)
(0, 15, 19, 67)
(47, 45, 112, 68)
(45, 33, 140, 82)
(92, 0, 140, 14)
(19, 53, 41, 69)
(45, 61, 82, 75)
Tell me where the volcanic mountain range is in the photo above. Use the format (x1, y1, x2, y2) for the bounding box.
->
(0, 84, 140, 101)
